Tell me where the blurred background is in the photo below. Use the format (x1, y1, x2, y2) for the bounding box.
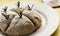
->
(0, 0, 60, 36)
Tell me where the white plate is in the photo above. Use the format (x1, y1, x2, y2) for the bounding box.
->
(0, 2, 59, 36)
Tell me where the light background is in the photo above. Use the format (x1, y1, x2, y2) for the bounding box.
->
(0, 0, 60, 36)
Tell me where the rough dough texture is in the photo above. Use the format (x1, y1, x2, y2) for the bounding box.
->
(0, 7, 42, 36)
(5, 15, 35, 35)
(0, 13, 8, 32)
(23, 9, 42, 29)
(0, 12, 16, 32)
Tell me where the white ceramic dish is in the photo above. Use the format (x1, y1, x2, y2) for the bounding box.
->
(0, 2, 59, 36)
(43, 0, 60, 7)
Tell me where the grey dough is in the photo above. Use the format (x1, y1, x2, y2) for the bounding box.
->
(23, 9, 42, 29)
(0, 12, 15, 32)
(0, 4, 42, 36)
(5, 15, 35, 35)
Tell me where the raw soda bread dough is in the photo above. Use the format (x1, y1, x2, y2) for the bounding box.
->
(0, 1, 42, 36)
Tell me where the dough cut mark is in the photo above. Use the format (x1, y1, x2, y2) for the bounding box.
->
(4, 16, 15, 32)
(4, 19, 11, 31)
(23, 15, 36, 27)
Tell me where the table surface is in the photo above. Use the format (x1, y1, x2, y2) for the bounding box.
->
(0, 0, 60, 36)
